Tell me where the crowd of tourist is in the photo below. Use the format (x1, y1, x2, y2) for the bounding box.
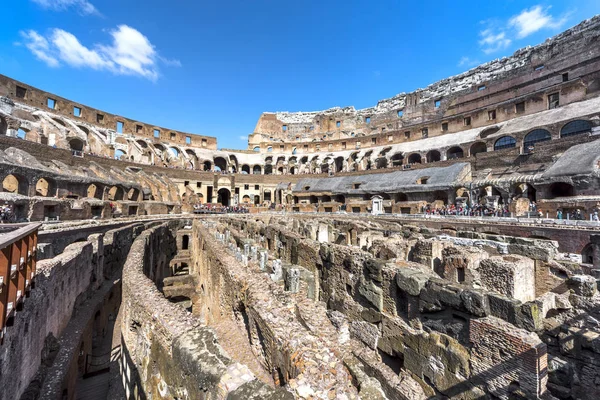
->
(193, 204, 249, 214)
(421, 204, 512, 217)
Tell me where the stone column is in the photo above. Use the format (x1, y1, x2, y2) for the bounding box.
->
(285, 268, 300, 293)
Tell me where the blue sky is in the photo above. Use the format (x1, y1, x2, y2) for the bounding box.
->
(1, 1, 599, 149)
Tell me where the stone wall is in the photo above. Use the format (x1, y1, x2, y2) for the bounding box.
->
(120, 221, 290, 399)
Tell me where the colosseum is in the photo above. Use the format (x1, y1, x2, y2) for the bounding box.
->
(1, 14, 600, 400)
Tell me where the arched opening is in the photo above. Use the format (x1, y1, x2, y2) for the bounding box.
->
(114, 149, 127, 160)
(309, 195, 318, 204)
(52, 118, 66, 127)
(78, 125, 90, 136)
(182, 235, 189, 250)
(277, 166, 284, 175)
(0, 116, 7, 135)
(264, 165, 273, 175)
(334, 156, 344, 172)
(376, 157, 388, 169)
(334, 195, 345, 203)
(17, 128, 27, 139)
(253, 146, 260, 152)
(494, 136, 516, 151)
(69, 138, 84, 152)
(408, 153, 422, 164)
(263, 190, 272, 202)
(290, 167, 296, 174)
(214, 157, 227, 172)
(433, 190, 448, 204)
(426, 150, 441, 163)
(254, 195, 260, 205)
(2, 174, 28, 195)
(321, 163, 329, 174)
(241, 165, 250, 174)
(322, 195, 332, 203)
(561, 120, 592, 138)
(35, 177, 56, 197)
(108, 186, 124, 201)
(523, 129, 551, 152)
(446, 147, 464, 160)
(252, 165, 262, 175)
(87, 184, 103, 199)
(127, 187, 140, 201)
(203, 160, 212, 171)
(548, 182, 575, 199)
(185, 150, 198, 169)
(470, 142, 487, 156)
(479, 126, 500, 138)
(217, 188, 231, 206)
(391, 153, 404, 167)
(582, 244, 594, 264)
(169, 147, 180, 159)
(242, 195, 251, 204)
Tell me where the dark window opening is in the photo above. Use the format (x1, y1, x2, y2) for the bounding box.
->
(441, 122, 448, 132)
(16, 86, 27, 98)
(562, 72, 569, 82)
(96, 114, 104, 123)
(404, 131, 410, 139)
(464, 117, 471, 126)
(457, 267, 465, 282)
(515, 102, 525, 113)
(488, 110, 496, 120)
(561, 120, 592, 138)
(422, 128, 428, 138)
(434, 99, 441, 108)
(494, 136, 516, 151)
(548, 93, 560, 109)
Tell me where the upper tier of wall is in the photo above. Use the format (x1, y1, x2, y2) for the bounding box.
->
(250, 15, 600, 147)
(0, 75, 217, 150)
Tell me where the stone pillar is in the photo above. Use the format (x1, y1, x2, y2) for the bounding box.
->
(270, 259, 282, 281)
(259, 250, 268, 271)
(243, 243, 250, 257)
(285, 268, 300, 293)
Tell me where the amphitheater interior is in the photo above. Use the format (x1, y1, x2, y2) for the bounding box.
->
(2, 15, 600, 400)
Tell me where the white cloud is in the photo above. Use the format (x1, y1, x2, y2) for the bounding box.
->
(31, 0, 99, 16)
(458, 56, 480, 68)
(479, 28, 511, 54)
(508, 5, 569, 38)
(18, 25, 181, 81)
(19, 30, 59, 67)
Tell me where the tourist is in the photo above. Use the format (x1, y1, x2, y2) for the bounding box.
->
(557, 209, 563, 220)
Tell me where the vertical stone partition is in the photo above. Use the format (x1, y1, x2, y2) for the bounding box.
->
(470, 316, 547, 399)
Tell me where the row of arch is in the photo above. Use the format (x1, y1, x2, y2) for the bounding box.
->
(1, 174, 141, 201)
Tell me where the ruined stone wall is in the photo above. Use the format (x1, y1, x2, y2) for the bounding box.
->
(120, 221, 290, 399)
(0, 74, 217, 149)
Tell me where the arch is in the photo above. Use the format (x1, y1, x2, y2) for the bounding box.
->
(217, 188, 231, 206)
(136, 139, 148, 148)
(52, 117, 66, 127)
(321, 163, 329, 174)
(494, 136, 516, 151)
(376, 157, 388, 169)
(264, 165, 273, 175)
(69, 138, 84, 152)
(446, 146, 464, 160)
(108, 186, 124, 201)
(267, 146, 273, 152)
(169, 147, 180, 158)
(470, 142, 487, 156)
(334, 194, 345, 203)
(87, 183, 103, 199)
(263, 189, 272, 202)
(322, 195, 332, 202)
(408, 153, 422, 164)
(0, 115, 7, 135)
(548, 182, 574, 199)
(114, 149, 127, 160)
(290, 166, 296, 174)
(241, 164, 250, 174)
(242, 195, 251, 204)
(426, 150, 441, 163)
(182, 235, 189, 250)
(309, 195, 318, 204)
(252, 165, 262, 175)
(127, 187, 140, 201)
(213, 157, 227, 172)
(78, 125, 90, 135)
(35, 177, 56, 197)
(253, 146, 260, 152)
(277, 166, 284, 175)
(254, 195, 260, 205)
(433, 190, 448, 204)
(153, 143, 166, 152)
(523, 129, 551, 150)
(391, 152, 404, 167)
(582, 244, 594, 264)
(480, 126, 500, 139)
(265, 156, 273, 164)
(203, 160, 212, 171)
(560, 120, 592, 138)
(2, 174, 28, 195)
